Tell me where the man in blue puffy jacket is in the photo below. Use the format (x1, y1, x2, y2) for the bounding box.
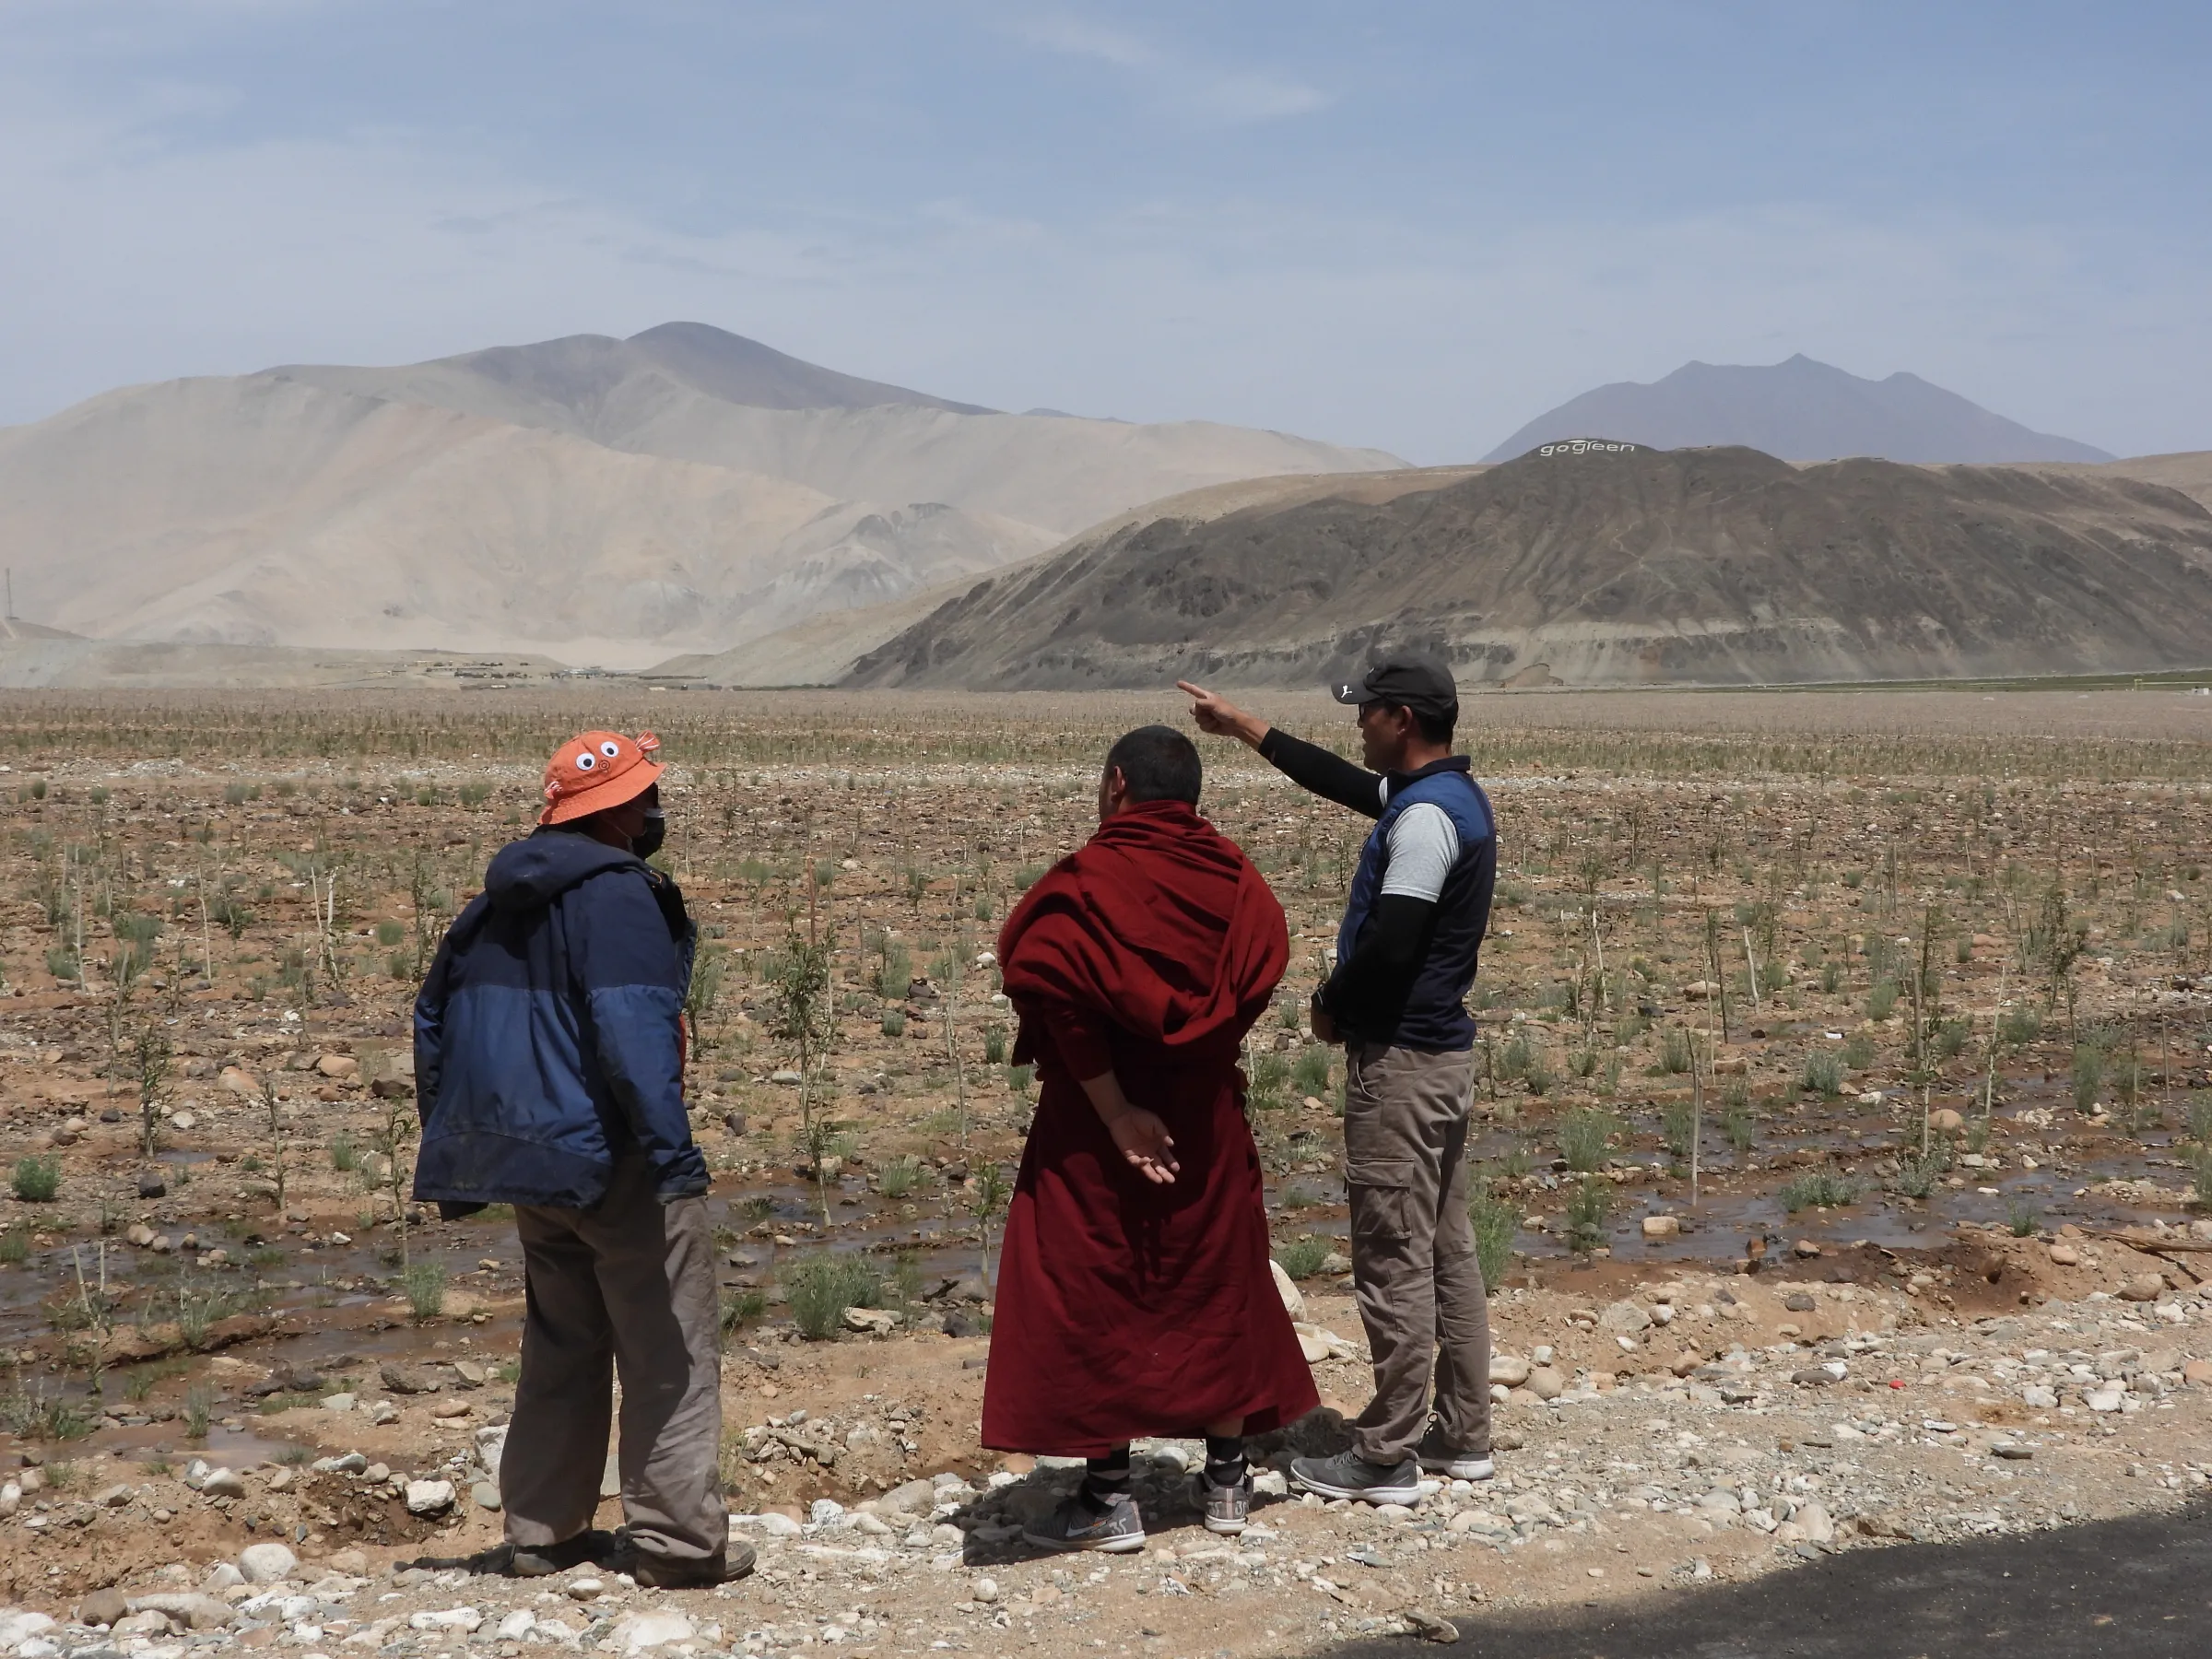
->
(415, 729, 747, 1587)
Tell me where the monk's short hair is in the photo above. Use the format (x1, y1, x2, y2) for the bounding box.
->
(1104, 724, 1202, 806)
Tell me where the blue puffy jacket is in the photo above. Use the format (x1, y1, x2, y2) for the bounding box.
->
(412, 830, 708, 1211)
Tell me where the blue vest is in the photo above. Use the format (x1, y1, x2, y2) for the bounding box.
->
(1336, 759, 1497, 1052)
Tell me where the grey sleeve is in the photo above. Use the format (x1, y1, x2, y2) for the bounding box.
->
(1379, 803, 1458, 901)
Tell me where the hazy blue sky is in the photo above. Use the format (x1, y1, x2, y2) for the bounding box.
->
(3, 1, 2206, 460)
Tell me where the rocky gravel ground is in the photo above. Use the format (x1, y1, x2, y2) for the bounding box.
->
(4, 1250, 2210, 1658)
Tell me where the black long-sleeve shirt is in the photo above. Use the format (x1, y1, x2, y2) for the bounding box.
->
(1257, 726, 1386, 818)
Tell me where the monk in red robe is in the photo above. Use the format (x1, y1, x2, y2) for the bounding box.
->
(983, 725, 1317, 1553)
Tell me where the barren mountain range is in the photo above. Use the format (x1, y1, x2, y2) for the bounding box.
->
(654, 464, 1494, 686)
(841, 442, 2212, 690)
(1485, 356, 2113, 465)
(5, 327, 2204, 688)
(0, 324, 1401, 667)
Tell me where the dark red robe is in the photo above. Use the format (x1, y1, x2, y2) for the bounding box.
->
(981, 799, 1318, 1456)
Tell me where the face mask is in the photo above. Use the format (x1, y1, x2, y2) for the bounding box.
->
(632, 808, 666, 861)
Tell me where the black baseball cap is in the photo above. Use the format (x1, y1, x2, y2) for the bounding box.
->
(1331, 653, 1458, 717)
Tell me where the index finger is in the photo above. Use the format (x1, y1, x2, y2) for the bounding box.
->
(1174, 680, 1211, 700)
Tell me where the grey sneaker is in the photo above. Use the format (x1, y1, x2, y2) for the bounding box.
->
(1196, 1469, 1251, 1535)
(1289, 1450, 1420, 1503)
(1414, 1426, 1495, 1481)
(1021, 1493, 1147, 1553)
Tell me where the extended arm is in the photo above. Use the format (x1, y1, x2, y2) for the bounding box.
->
(1258, 727, 1385, 818)
(1181, 680, 1382, 818)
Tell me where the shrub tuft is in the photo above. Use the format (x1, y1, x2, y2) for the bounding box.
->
(11, 1157, 60, 1203)
(784, 1253, 884, 1340)
(1276, 1236, 1332, 1280)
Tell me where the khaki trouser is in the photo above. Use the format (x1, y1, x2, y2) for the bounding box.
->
(1342, 1042, 1491, 1466)
(503, 1157, 726, 1565)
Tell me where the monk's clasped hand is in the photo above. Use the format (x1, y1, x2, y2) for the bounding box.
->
(1107, 1107, 1181, 1185)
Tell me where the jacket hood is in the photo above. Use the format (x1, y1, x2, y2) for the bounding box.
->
(484, 830, 646, 913)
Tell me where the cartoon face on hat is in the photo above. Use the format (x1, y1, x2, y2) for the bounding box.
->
(540, 730, 665, 825)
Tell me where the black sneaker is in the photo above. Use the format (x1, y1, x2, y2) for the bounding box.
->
(1021, 1493, 1147, 1553)
(1288, 1450, 1420, 1503)
(505, 1530, 615, 1578)
(1196, 1469, 1251, 1535)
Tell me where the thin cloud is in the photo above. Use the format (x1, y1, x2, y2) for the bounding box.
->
(0, 3, 2203, 461)
(1010, 8, 1333, 125)
(1014, 15, 1152, 70)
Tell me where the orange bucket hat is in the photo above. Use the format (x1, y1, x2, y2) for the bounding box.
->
(539, 730, 665, 826)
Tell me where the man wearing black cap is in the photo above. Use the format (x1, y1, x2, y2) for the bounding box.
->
(1181, 659, 1497, 1504)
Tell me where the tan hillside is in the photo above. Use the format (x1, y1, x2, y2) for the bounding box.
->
(0, 375, 1052, 667)
(647, 465, 1489, 687)
(0, 639, 570, 690)
(845, 443, 2212, 689)
(268, 323, 1406, 540)
(647, 582, 963, 688)
(0, 324, 1404, 667)
(2087, 450, 2212, 510)
(2003, 450, 2212, 514)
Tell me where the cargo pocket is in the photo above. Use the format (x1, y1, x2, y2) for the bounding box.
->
(1347, 1157, 1419, 1251)
(1339, 1049, 1397, 1170)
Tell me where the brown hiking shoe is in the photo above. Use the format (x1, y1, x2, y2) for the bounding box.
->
(504, 1530, 615, 1578)
(617, 1540, 757, 1588)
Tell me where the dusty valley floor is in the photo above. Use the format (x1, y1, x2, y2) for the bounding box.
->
(0, 687, 2207, 1656)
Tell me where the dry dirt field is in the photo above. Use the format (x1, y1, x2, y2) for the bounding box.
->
(0, 687, 2208, 1658)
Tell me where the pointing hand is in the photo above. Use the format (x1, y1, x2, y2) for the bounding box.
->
(1177, 681, 1267, 747)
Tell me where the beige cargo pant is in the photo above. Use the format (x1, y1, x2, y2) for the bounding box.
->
(1341, 1042, 1491, 1467)
(503, 1156, 726, 1566)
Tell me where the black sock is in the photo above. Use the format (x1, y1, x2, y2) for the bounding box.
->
(1204, 1434, 1246, 1487)
(1079, 1448, 1132, 1512)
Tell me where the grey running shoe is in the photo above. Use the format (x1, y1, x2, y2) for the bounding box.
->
(1022, 1493, 1147, 1553)
(1289, 1450, 1421, 1503)
(1414, 1426, 1495, 1481)
(1196, 1469, 1251, 1535)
